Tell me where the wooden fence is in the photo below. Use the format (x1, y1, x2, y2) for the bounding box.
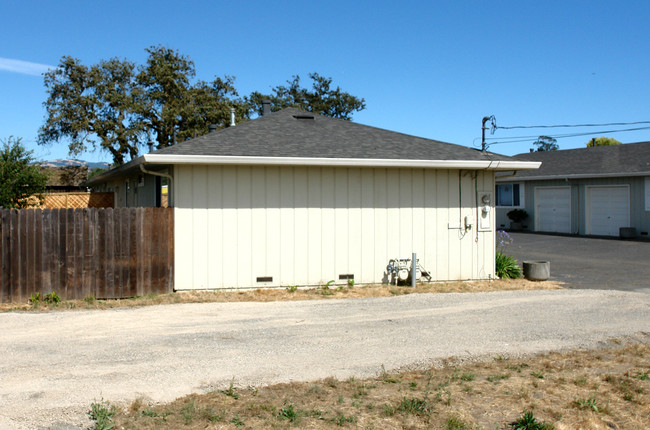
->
(40, 192, 115, 209)
(0, 207, 174, 303)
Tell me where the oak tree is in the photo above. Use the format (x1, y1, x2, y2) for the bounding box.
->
(39, 48, 365, 165)
(39, 47, 246, 165)
(246, 73, 366, 120)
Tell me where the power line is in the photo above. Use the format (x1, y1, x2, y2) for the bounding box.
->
(484, 125, 650, 145)
(496, 120, 650, 130)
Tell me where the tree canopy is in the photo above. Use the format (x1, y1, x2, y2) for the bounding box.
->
(0, 137, 49, 208)
(246, 73, 366, 120)
(530, 136, 559, 152)
(586, 137, 622, 147)
(38, 47, 365, 165)
(38, 47, 245, 165)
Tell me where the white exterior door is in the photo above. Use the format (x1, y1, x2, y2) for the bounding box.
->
(587, 186, 630, 236)
(535, 187, 571, 233)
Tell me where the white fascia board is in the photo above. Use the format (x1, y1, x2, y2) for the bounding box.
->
(142, 154, 541, 171)
(496, 171, 650, 182)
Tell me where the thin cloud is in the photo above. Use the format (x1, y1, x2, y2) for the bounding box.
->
(0, 57, 56, 76)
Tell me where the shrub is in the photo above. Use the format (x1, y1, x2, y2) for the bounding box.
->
(507, 209, 528, 223)
(496, 252, 522, 279)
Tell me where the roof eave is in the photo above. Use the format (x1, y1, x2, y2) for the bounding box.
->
(85, 155, 540, 186)
(142, 154, 541, 171)
(496, 171, 650, 182)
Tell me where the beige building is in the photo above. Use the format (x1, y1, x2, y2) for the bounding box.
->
(87, 107, 539, 290)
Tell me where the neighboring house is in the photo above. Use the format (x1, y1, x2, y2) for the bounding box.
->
(30, 165, 114, 208)
(86, 106, 538, 290)
(495, 142, 650, 237)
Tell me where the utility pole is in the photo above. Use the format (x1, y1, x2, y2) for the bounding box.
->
(481, 116, 495, 152)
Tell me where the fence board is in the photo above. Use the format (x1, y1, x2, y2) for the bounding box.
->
(25, 210, 34, 295)
(1, 210, 8, 302)
(104, 209, 115, 299)
(96, 209, 107, 299)
(0, 208, 174, 303)
(126, 209, 137, 297)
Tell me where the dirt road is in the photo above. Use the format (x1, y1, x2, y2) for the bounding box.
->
(1, 289, 648, 429)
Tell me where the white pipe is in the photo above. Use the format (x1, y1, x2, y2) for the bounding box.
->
(411, 253, 416, 288)
(140, 164, 174, 207)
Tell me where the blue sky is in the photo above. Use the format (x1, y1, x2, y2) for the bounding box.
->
(1, 1, 649, 163)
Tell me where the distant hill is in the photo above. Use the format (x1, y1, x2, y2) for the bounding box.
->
(39, 159, 110, 170)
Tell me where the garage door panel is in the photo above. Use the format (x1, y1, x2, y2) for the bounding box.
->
(588, 186, 629, 236)
(535, 187, 571, 233)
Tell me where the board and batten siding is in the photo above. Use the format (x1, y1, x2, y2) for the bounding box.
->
(174, 165, 495, 289)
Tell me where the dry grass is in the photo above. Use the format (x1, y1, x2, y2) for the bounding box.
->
(0, 279, 562, 312)
(101, 341, 649, 429)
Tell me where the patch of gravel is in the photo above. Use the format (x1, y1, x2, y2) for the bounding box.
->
(1, 289, 648, 429)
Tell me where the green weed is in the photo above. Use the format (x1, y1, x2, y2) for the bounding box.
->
(399, 397, 429, 416)
(221, 379, 239, 399)
(29, 292, 41, 305)
(447, 415, 472, 429)
(507, 363, 530, 373)
(181, 401, 195, 424)
(460, 372, 476, 382)
(230, 414, 244, 427)
(488, 373, 511, 383)
(201, 406, 222, 422)
(332, 413, 357, 426)
(89, 400, 117, 430)
(379, 364, 400, 383)
(574, 395, 602, 412)
(44, 291, 60, 304)
(278, 403, 300, 422)
(382, 403, 397, 416)
(509, 410, 553, 429)
(319, 284, 334, 295)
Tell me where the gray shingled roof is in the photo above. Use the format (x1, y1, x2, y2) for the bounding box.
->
(153, 107, 510, 162)
(509, 141, 650, 179)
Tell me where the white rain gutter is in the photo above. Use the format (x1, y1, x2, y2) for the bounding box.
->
(496, 171, 650, 182)
(141, 154, 541, 171)
(140, 164, 174, 207)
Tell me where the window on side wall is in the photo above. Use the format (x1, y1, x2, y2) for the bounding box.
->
(496, 183, 521, 207)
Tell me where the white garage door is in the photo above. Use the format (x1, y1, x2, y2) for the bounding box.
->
(587, 186, 629, 236)
(535, 187, 571, 233)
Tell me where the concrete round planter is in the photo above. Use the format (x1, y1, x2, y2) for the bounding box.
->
(523, 260, 550, 281)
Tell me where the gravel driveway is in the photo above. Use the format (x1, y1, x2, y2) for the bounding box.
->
(1, 289, 649, 429)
